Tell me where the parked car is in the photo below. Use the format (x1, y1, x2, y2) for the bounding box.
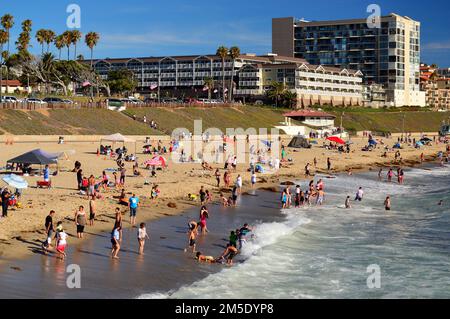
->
(62, 99, 75, 104)
(25, 98, 48, 105)
(1, 96, 23, 103)
(107, 98, 126, 112)
(43, 97, 65, 104)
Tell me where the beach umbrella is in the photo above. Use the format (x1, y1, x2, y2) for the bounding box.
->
(326, 136, 345, 145)
(2, 174, 28, 189)
(144, 155, 167, 168)
(420, 137, 432, 144)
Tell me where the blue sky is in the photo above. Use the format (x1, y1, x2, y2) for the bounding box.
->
(1, 0, 450, 66)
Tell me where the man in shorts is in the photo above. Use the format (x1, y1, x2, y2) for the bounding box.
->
(42, 210, 55, 252)
(129, 194, 139, 227)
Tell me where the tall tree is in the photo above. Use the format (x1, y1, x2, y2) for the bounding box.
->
(0, 29, 7, 97)
(62, 31, 72, 61)
(43, 29, 56, 53)
(203, 77, 214, 100)
(70, 30, 82, 60)
(16, 20, 32, 57)
(1, 14, 14, 94)
(54, 35, 65, 60)
(36, 29, 46, 55)
(267, 81, 286, 108)
(228, 46, 240, 103)
(85, 32, 99, 69)
(216, 46, 228, 103)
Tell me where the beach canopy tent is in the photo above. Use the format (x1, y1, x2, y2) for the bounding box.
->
(144, 155, 167, 168)
(326, 136, 346, 145)
(2, 174, 28, 189)
(7, 149, 59, 165)
(288, 136, 312, 149)
(100, 133, 137, 154)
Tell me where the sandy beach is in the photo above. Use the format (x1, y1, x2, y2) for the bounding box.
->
(0, 133, 446, 265)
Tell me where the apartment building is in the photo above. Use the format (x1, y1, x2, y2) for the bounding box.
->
(272, 13, 425, 107)
(420, 63, 450, 109)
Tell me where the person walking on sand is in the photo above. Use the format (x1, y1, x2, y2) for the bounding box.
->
(1, 188, 11, 218)
(75, 206, 87, 239)
(305, 163, 311, 177)
(77, 169, 83, 190)
(215, 169, 221, 188)
(111, 225, 121, 259)
(120, 165, 126, 187)
(88, 175, 96, 199)
(42, 210, 55, 252)
(138, 222, 150, 255)
(327, 157, 332, 171)
(129, 194, 139, 227)
(89, 195, 96, 226)
(384, 196, 391, 211)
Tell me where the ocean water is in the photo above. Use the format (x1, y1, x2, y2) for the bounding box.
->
(141, 165, 450, 299)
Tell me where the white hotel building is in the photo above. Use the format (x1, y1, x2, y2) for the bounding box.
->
(88, 53, 363, 107)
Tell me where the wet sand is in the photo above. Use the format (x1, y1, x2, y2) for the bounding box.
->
(0, 190, 281, 299)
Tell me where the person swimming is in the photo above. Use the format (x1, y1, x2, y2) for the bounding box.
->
(195, 252, 216, 263)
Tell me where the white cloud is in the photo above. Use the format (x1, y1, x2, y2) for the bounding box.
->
(423, 41, 450, 50)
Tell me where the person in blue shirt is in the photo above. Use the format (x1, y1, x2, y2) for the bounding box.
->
(128, 194, 139, 227)
(43, 165, 50, 182)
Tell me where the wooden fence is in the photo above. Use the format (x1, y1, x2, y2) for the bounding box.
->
(0, 101, 241, 110)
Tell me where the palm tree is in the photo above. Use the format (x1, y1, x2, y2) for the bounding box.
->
(36, 29, 46, 55)
(54, 35, 65, 60)
(44, 29, 56, 53)
(0, 29, 7, 61)
(16, 20, 32, 56)
(85, 32, 100, 69)
(0, 29, 7, 98)
(62, 31, 72, 61)
(216, 46, 228, 102)
(228, 46, 240, 103)
(267, 81, 286, 108)
(282, 90, 298, 108)
(203, 77, 214, 100)
(1, 14, 14, 94)
(70, 30, 82, 60)
(22, 19, 32, 33)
